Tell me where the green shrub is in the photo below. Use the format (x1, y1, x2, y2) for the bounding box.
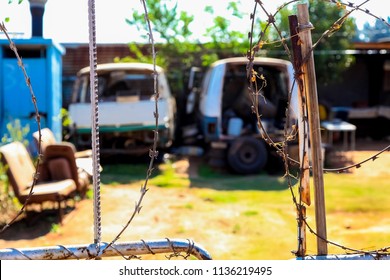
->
(0, 119, 30, 226)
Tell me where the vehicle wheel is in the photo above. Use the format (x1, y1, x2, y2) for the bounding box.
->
(227, 136, 268, 174)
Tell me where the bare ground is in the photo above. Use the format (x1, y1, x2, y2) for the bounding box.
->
(0, 138, 389, 259)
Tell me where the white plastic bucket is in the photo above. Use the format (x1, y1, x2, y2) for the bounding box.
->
(228, 118, 243, 136)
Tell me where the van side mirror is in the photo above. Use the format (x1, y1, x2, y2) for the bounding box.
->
(186, 67, 203, 114)
(188, 67, 203, 90)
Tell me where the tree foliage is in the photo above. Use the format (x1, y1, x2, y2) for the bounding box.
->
(307, 0, 356, 85)
(123, 0, 250, 95)
(203, 2, 249, 56)
(7, 0, 24, 4)
(127, 0, 193, 45)
(123, 0, 359, 92)
(123, 0, 202, 94)
(263, 0, 357, 85)
(125, 0, 250, 67)
(124, 0, 199, 68)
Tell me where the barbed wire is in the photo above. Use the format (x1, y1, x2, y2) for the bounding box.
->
(324, 143, 390, 173)
(100, 0, 160, 258)
(0, 22, 42, 234)
(247, 1, 389, 175)
(0, 238, 212, 260)
(248, 0, 390, 175)
(1, 0, 389, 260)
(247, 0, 390, 258)
(0, 0, 211, 261)
(1, 0, 162, 260)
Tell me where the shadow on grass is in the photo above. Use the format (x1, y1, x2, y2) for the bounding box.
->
(191, 175, 292, 191)
(191, 164, 294, 191)
(101, 160, 295, 192)
(101, 163, 162, 185)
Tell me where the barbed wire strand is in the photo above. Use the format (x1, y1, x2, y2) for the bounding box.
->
(1, 0, 389, 260)
(328, 0, 390, 28)
(1, 0, 205, 261)
(101, 0, 158, 258)
(249, 0, 307, 255)
(248, 0, 390, 257)
(248, 0, 390, 177)
(0, 22, 42, 234)
(248, 0, 387, 171)
(0, 239, 211, 260)
(57, 244, 80, 260)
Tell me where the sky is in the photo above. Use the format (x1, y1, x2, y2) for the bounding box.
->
(0, 0, 388, 44)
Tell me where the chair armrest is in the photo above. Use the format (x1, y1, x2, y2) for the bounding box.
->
(74, 149, 93, 158)
(75, 158, 102, 176)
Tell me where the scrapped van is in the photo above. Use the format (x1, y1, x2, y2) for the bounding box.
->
(183, 57, 298, 174)
(68, 63, 176, 156)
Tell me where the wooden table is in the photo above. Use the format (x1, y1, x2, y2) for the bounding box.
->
(321, 120, 357, 151)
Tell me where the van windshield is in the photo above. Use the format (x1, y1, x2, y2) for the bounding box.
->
(75, 70, 156, 103)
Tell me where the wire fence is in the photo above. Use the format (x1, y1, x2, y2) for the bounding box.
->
(0, 0, 213, 261)
(0, 0, 390, 260)
(0, 239, 212, 260)
(247, 0, 390, 258)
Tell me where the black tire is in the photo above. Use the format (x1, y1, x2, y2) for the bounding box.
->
(227, 136, 268, 174)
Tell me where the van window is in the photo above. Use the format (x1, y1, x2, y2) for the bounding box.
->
(221, 63, 288, 115)
(75, 70, 156, 103)
(221, 63, 289, 133)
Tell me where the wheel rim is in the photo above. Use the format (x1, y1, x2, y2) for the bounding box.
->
(238, 145, 257, 164)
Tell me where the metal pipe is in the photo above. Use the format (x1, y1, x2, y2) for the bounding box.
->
(297, 253, 390, 260)
(28, 0, 48, 37)
(0, 239, 212, 260)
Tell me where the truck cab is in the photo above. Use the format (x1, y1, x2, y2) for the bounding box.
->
(183, 57, 298, 174)
(68, 63, 176, 157)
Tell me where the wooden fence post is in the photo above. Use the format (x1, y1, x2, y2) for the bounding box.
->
(297, 3, 328, 255)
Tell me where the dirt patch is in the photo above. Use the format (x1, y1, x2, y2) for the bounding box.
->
(338, 139, 389, 176)
(0, 138, 389, 259)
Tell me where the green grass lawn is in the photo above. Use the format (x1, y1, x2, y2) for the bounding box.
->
(100, 160, 390, 259)
(1, 157, 389, 259)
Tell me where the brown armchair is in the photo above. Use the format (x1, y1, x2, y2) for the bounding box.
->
(43, 142, 92, 196)
(33, 128, 92, 158)
(32, 128, 94, 196)
(0, 142, 77, 223)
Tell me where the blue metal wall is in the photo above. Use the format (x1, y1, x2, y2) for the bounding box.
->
(0, 38, 65, 151)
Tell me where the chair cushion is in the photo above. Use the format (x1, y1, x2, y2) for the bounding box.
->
(0, 142, 36, 196)
(19, 179, 77, 204)
(33, 128, 57, 153)
(48, 158, 73, 181)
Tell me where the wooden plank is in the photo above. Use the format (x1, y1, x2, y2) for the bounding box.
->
(288, 15, 311, 207)
(297, 3, 328, 255)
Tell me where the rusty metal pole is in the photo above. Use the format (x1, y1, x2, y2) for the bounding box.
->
(289, 14, 308, 257)
(88, 0, 102, 256)
(296, 205, 307, 256)
(289, 15, 311, 207)
(297, 3, 328, 255)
